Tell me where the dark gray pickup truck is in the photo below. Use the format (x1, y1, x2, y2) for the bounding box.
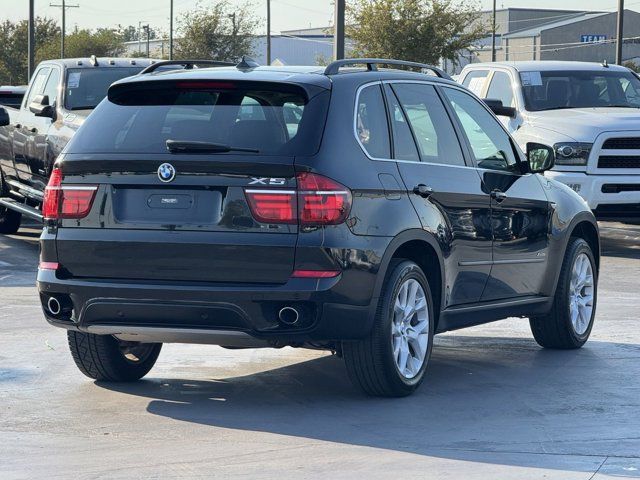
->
(0, 57, 156, 233)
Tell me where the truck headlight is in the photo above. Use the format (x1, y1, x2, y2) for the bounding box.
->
(553, 143, 592, 166)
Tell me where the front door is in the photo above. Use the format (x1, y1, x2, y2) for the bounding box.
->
(440, 86, 551, 301)
(380, 82, 493, 306)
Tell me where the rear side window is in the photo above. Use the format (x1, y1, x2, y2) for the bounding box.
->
(384, 85, 419, 162)
(486, 71, 515, 107)
(66, 80, 329, 156)
(391, 83, 465, 166)
(462, 70, 489, 96)
(0, 93, 24, 108)
(356, 85, 391, 158)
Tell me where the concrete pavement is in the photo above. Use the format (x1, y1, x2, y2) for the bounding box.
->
(1, 222, 639, 479)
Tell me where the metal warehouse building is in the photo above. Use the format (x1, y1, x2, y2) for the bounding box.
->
(462, 8, 640, 68)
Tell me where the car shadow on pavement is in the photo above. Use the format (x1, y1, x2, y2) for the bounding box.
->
(99, 335, 640, 476)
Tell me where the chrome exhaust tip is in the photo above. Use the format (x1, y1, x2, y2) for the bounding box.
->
(278, 307, 300, 325)
(47, 296, 62, 316)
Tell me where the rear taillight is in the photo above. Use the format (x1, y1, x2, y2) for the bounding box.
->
(244, 189, 297, 224)
(244, 173, 352, 227)
(43, 168, 97, 220)
(297, 173, 351, 226)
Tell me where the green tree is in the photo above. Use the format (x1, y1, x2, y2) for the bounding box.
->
(623, 60, 640, 73)
(346, 0, 487, 66)
(37, 28, 125, 61)
(0, 17, 59, 85)
(175, 1, 259, 61)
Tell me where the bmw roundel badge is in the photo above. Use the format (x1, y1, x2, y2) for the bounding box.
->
(157, 163, 176, 183)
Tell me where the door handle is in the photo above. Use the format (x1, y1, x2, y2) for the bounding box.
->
(490, 190, 507, 202)
(413, 184, 434, 198)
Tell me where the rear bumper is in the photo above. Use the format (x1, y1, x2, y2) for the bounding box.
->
(546, 171, 640, 215)
(37, 268, 376, 345)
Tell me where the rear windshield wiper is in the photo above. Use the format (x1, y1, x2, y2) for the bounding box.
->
(166, 140, 259, 154)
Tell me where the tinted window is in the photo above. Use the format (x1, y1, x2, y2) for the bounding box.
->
(520, 69, 640, 111)
(443, 87, 517, 172)
(384, 85, 419, 162)
(462, 70, 489, 96)
(486, 71, 515, 107)
(43, 68, 61, 106)
(24, 67, 50, 107)
(65, 67, 142, 110)
(392, 83, 465, 166)
(356, 85, 391, 158)
(66, 81, 329, 156)
(0, 93, 24, 108)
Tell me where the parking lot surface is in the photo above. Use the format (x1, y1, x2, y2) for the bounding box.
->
(1, 222, 640, 479)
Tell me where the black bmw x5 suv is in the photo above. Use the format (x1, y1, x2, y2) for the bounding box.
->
(38, 58, 600, 397)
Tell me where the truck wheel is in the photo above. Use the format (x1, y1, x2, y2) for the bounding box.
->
(67, 330, 161, 382)
(0, 174, 21, 234)
(530, 237, 597, 349)
(343, 260, 434, 397)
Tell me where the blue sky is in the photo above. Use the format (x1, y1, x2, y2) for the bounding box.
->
(1, 1, 631, 34)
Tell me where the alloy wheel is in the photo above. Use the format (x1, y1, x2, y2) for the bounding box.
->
(391, 278, 430, 379)
(569, 252, 594, 335)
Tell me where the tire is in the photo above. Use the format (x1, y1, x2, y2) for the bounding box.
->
(0, 172, 21, 234)
(343, 259, 435, 397)
(530, 237, 597, 349)
(67, 330, 162, 382)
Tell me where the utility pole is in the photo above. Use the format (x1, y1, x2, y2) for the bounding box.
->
(334, 0, 345, 60)
(28, 0, 35, 80)
(266, 0, 271, 65)
(142, 25, 150, 58)
(616, 0, 625, 65)
(50, 0, 79, 58)
(169, 0, 174, 60)
(491, 0, 497, 62)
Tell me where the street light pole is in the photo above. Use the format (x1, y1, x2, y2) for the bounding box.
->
(491, 0, 497, 62)
(28, 0, 35, 80)
(616, 0, 625, 65)
(334, 0, 345, 60)
(266, 0, 271, 65)
(169, 0, 174, 60)
(143, 25, 150, 58)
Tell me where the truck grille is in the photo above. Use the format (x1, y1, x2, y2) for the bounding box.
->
(602, 137, 640, 149)
(597, 155, 640, 168)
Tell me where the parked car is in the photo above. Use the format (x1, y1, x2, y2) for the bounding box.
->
(459, 61, 640, 221)
(0, 56, 159, 234)
(38, 58, 599, 397)
(0, 86, 27, 108)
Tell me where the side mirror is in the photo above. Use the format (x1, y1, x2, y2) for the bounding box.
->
(0, 107, 9, 127)
(29, 94, 54, 118)
(527, 142, 555, 173)
(484, 98, 517, 118)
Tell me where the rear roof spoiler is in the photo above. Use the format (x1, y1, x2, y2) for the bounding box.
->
(139, 60, 235, 75)
(323, 58, 451, 80)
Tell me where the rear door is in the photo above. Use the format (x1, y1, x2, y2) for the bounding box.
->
(380, 82, 493, 306)
(441, 86, 551, 301)
(55, 79, 330, 284)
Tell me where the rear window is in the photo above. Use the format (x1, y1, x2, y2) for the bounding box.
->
(65, 80, 329, 156)
(65, 67, 143, 110)
(0, 92, 25, 108)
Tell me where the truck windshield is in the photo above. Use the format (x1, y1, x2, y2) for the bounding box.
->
(64, 67, 142, 110)
(521, 70, 640, 111)
(65, 80, 329, 156)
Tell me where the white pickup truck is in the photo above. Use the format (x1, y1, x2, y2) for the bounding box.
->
(459, 61, 640, 220)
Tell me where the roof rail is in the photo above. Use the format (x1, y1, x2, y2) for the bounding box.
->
(139, 60, 235, 75)
(323, 58, 451, 80)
